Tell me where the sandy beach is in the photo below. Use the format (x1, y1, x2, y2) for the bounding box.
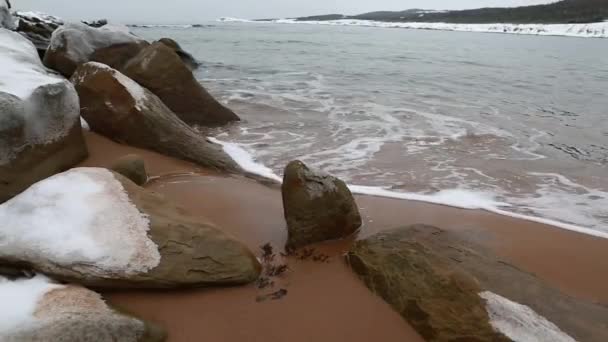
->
(77, 132, 608, 341)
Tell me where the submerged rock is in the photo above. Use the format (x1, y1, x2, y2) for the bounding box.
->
(122, 42, 239, 127)
(158, 37, 200, 70)
(0, 275, 166, 341)
(71, 62, 241, 172)
(281, 160, 361, 249)
(44, 22, 147, 78)
(347, 227, 511, 342)
(0, 167, 261, 288)
(110, 154, 148, 186)
(0, 29, 87, 203)
(83, 18, 108, 28)
(13, 11, 64, 58)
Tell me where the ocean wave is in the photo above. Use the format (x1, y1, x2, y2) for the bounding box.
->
(217, 17, 608, 38)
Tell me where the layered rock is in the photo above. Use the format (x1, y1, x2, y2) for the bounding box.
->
(347, 228, 510, 342)
(0, 29, 87, 203)
(282, 160, 361, 249)
(110, 154, 148, 186)
(13, 11, 63, 58)
(0, 168, 261, 288)
(157, 37, 200, 70)
(71, 62, 240, 172)
(122, 42, 239, 127)
(0, 275, 166, 341)
(0, 0, 15, 30)
(44, 23, 148, 78)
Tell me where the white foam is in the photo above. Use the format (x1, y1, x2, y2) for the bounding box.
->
(219, 18, 608, 38)
(212, 137, 608, 240)
(0, 275, 62, 337)
(0, 167, 160, 277)
(480, 291, 576, 342)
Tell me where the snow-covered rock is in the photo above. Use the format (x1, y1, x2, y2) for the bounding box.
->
(0, 167, 260, 288)
(0, 275, 166, 341)
(0, 0, 15, 30)
(14, 11, 64, 58)
(44, 22, 147, 77)
(0, 28, 87, 203)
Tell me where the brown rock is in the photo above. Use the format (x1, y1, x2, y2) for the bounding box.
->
(157, 37, 200, 70)
(282, 160, 361, 249)
(90, 41, 150, 71)
(71, 62, 240, 172)
(122, 42, 239, 127)
(347, 227, 511, 342)
(110, 154, 148, 185)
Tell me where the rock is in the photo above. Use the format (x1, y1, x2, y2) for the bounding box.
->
(110, 154, 148, 186)
(157, 37, 200, 70)
(396, 225, 608, 342)
(44, 23, 147, 78)
(71, 62, 240, 172)
(0, 29, 87, 203)
(122, 42, 239, 127)
(83, 18, 108, 28)
(0, 275, 166, 341)
(346, 228, 511, 342)
(0, 167, 262, 288)
(13, 11, 63, 58)
(281, 160, 361, 249)
(0, 0, 15, 30)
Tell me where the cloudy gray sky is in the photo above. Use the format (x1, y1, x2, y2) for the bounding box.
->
(14, 0, 557, 24)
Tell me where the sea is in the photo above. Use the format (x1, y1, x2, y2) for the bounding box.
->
(132, 21, 608, 237)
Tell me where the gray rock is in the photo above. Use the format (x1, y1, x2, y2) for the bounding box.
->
(110, 154, 148, 186)
(281, 160, 362, 249)
(157, 37, 200, 70)
(13, 11, 64, 58)
(0, 0, 15, 30)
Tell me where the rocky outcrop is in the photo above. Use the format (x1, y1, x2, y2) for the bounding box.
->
(122, 42, 239, 127)
(71, 62, 240, 172)
(157, 37, 200, 70)
(0, 168, 261, 288)
(44, 23, 147, 78)
(13, 11, 63, 58)
(0, 0, 15, 30)
(0, 29, 87, 203)
(83, 19, 108, 28)
(0, 275, 166, 341)
(394, 225, 608, 342)
(110, 154, 148, 186)
(282, 160, 361, 249)
(347, 228, 510, 342)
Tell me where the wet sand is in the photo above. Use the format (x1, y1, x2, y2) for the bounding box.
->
(81, 132, 608, 341)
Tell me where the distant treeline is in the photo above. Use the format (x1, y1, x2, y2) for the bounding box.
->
(296, 0, 608, 24)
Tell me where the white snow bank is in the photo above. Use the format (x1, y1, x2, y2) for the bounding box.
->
(211, 137, 608, 239)
(219, 17, 608, 38)
(80, 117, 90, 131)
(0, 275, 62, 337)
(0, 167, 160, 277)
(480, 291, 576, 342)
(48, 22, 144, 64)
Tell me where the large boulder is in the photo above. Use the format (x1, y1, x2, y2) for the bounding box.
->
(346, 228, 510, 342)
(0, 0, 15, 30)
(44, 23, 148, 78)
(157, 37, 200, 70)
(122, 42, 239, 127)
(14, 11, 64, 58)
(110, 154, 148, 186)
(71, 62, 240, 172)
(0, 29, 87, 203)
(0, 275, 166, 341)
(282, 160, 362, 249)
(0, 167, 261, 288)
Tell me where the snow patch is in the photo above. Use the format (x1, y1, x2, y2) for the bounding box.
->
(219, 17, 608, 38)
(480, 291, 576, 342)
(0, 275, 62, 338)
(0, 167, 160, 277)
(208, 137, 282, 182)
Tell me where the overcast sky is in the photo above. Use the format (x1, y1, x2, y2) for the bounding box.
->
(14, 0, 557, 24)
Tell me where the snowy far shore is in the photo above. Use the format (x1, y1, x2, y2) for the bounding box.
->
(218, 17, 608, 38)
